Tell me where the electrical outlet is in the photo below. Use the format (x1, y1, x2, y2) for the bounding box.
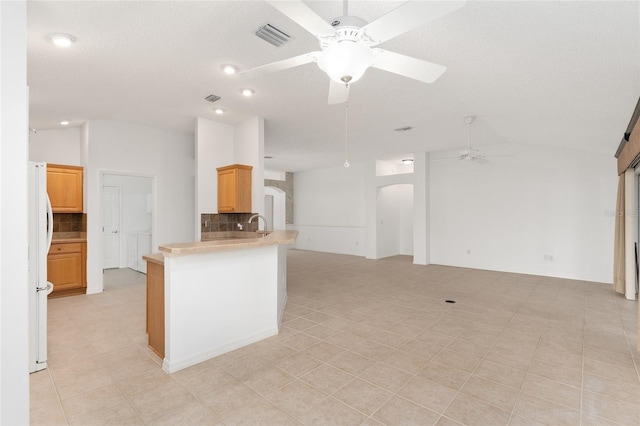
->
(544, 254, 554, 261)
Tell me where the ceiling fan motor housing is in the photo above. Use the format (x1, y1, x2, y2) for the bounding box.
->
(321, 16, 370, 48)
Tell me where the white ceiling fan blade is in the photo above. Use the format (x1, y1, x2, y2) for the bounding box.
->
(241, 52, 319, 79)
(372, 49, 446, 83)
(362, 0, 466, 45)
(328, 79, 349, 105)
(266, 0, 336, 38)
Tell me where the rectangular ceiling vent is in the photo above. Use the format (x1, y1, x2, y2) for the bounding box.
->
(204, 94, 221, 103)
(256, 24, 291, 47)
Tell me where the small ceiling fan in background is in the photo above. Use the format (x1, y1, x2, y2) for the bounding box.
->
(433, 116, 489, 164)
(242, 0, 466, 104)
(458, 115, 487, 164)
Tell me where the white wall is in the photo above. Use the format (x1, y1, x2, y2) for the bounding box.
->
(195, 118, 233, 225)
(29, 127, 81, 166)
(291, 162, 367, 256)
(413, 152, 430, 265)
(430, 143, 617, 283)
(376, 159, 414, 176)
(0, 1, 29, 423)
(265, 170, 286, 181)
(86, 120, 194, 293)
(234, 117, 265, 216)
(292, 144, 615, 283)
(195, 116, 265, 239)
(103, 174, 153, 267)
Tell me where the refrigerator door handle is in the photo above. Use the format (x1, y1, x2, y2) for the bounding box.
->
(46, 194, 53, 253)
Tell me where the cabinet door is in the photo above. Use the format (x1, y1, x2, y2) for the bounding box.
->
(48, 251, 83, 291)
(217, 168, 237, 213)
(47, 165, 83, 212)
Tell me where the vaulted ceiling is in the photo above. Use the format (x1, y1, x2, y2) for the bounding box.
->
(27, 1, 640, 172)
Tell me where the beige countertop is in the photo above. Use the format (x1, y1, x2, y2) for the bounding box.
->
(51, 232, 86, 243)
(143, 253, 165, 265)
(158, 230, 298, 257)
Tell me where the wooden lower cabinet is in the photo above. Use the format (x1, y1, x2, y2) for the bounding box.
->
(145, 258, 165, 358)
(48, 241, 86, 297)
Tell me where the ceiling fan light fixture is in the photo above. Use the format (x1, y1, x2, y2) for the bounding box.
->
(317, 41, 375, 84)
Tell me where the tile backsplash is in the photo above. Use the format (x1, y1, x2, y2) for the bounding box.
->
(201, 213, 259, 233)
(52, 213, 86, 232)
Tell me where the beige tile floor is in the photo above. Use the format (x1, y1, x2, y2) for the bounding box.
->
(30, 250, 639, 425)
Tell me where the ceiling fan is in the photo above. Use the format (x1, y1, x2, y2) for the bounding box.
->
(242, 0, 466, 104)
(458, 116, 487, 163)
(435, 116, 491, 164)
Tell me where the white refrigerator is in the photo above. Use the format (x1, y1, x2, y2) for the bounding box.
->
(28, 161, 54, 373)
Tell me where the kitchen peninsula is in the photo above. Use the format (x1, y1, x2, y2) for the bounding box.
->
(144, 230, 297, 373)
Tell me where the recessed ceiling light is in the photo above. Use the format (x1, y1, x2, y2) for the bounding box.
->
(221, 64, 239, 75)
(402, 159, 414, 164)
(60, 120, 70, 126)
(48, 33, 76, 48)
(214, 108, 225, 115)
(241, 88, 254, 97)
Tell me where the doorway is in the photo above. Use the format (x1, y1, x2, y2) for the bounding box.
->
(264, 186, 286, 230)
(376, 184, 414, 259)
(102, 174, 154, 270)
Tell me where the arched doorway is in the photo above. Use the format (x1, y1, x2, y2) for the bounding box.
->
(264, 186, 286, 230)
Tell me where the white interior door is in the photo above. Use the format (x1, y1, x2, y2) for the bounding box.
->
(103, 185, 121, 269)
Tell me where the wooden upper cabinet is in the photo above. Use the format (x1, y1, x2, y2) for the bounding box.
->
(217, 164, 252, 213)
(47, 164, 83, 213)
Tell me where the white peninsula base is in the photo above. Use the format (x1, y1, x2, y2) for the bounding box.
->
(155, 231, 295, 374)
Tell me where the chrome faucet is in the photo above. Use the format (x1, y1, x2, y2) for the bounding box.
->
(248, 214, 268, 235)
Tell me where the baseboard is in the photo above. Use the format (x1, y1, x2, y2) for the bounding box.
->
(162, 326, 279, 374)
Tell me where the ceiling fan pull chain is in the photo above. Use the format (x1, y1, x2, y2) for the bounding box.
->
(344, 83, 350, 168)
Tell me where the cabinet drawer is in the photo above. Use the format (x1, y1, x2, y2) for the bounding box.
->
(50, 242, 82, 254)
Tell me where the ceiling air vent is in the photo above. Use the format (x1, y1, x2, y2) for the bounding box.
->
(255, 24, 291, 47)
(204, 94, 221, 103)
(394, 126, 414, 132)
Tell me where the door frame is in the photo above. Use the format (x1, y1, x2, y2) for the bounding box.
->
(99, 170, 157, 290)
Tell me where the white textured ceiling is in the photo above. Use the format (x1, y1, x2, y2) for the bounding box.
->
(27, 1, 640, 172)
